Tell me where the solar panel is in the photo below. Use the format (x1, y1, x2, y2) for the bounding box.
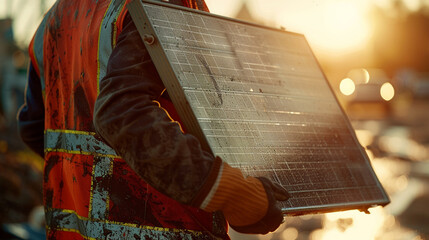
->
(127, 0, 390, 215)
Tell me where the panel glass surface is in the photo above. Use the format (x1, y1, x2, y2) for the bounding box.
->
(130, 0, 389, 214)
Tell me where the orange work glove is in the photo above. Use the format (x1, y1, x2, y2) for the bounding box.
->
(197, 159, 290, 234)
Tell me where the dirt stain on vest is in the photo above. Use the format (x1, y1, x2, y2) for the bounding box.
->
(45, 188, 54, 208)
(74, 85, 90, 118)
(86, 8, 92, 17)
(80, 155, 92, 178)
(74, 84, 95, 131)
(74, 10, 79, 21)
(108, 164, 162, 226)
(104, 0, 123, 23)
(44, 155, 60, 183)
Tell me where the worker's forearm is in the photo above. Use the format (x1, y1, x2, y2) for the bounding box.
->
(93, 13, 216, 204)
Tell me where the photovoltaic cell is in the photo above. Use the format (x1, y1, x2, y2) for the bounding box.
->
(128, 0, 390, 214)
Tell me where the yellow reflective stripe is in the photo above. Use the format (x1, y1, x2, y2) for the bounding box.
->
(44, 148, 119, 159)
(112, 20, 118, 48)
(45, 128, 96, 135)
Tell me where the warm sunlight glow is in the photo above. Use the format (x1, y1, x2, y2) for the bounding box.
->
(281, 227, 299, 240)
(403, 0, 422, 11)
(380, 82, 395, 101)
(319, 1, 371, 53)
(324, 2, 361, 32)
(355, 129, 374, 146)
(272, 1, 373, 55)
(320, 208, 387, 240)
(0, 0, 57, 46)
(340, 78, 355, 96)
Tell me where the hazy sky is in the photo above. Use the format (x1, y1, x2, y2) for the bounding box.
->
(0, 0, 423, 54)
(206, 0, 421, 54)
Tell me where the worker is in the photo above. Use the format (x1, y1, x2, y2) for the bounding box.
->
(18, 0, 290, 239)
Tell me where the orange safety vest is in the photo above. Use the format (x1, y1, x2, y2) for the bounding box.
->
(28, 0, 227, 239)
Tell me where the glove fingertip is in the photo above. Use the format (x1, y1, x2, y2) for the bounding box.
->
(274, 191, 290, 201)
(270, 182, 290, 201)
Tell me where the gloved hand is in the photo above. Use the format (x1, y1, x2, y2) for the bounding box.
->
(194, 159, 290, 235)
(229, 177, 289, 234)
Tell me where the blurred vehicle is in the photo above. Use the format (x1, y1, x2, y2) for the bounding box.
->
(339, 68, 395, 120)
(395, 68, 429, 99)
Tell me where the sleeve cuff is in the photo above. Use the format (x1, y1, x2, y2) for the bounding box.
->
(191, 156, 223, 207)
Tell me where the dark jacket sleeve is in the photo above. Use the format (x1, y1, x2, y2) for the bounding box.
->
(93, 13, 215, 205)
(17, 62, 45, 158)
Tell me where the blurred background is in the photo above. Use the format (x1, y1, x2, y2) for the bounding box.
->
(1, 0, 429, 239)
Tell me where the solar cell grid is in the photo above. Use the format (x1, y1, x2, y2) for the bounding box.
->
(128, 0, 389, 214)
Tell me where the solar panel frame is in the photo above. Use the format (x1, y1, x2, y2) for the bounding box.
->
(127, 0, 390, 215)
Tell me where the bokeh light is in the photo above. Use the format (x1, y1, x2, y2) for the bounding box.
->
(340, 78, 356, 96)
(348, 68, 370, 84)
(380, 82, 395, 101)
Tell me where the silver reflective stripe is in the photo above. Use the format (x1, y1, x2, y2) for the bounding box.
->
(46, 209, 206, 240)
(90, 156, 113, 219)
(44, 130, 119, 157)
(97, 0, 126, 87)
(32, 15, 47, 91)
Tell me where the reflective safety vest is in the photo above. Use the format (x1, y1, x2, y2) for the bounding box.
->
(28, 0, 227, 239)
